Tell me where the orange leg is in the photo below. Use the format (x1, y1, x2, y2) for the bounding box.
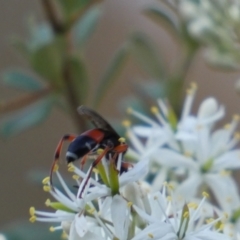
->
(113, 143, 128, 153)
(120, 161, 133, 172)
(79, 146, 111, 198)
(50, 134, 77, 186)
(80, 155, 88, 170)
(112, 143, 131, 173)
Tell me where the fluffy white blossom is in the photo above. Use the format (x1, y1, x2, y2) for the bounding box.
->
(132, 184, 230, 240)
(127, 83, 240, 211)
(29, 86, 240, 240)
(30, 153, 149, 239)
(30, 160, 231, 240)
(177, 0, 240, 68)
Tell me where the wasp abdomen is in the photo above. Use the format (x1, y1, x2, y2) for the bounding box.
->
(66, 129, 105, 163)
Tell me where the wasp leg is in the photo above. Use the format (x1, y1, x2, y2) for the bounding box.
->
(79, 146, 110, 198)
(50, 134, 77, 186)
(120, 161, 133, 173)
(110, 143, 128, 171)
(80, 154, 88, 170)
(113, 143, 128, 153)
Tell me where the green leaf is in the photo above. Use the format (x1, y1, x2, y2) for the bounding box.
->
(0, 98, 52, 137)
(131, 33, 165, 80)
(73, 6, 102, 48)
(58, 0, 90, 19)
(28, 22, 54, 51)
(67, 56, 89, 103)
(2, 70, 44, 91)
(97, 162, 110, 187)
(231, 208, 240, 223)
(30, 38, 65, 89)
(2, 221, 61, 240)
(93, 43, 131, 107)
(144, 6, 180, 36)
(47, 201, 75, 213)
(109, 160, 119, 196)
(167, 107, 178, 131)
(133, 81, 166, 100)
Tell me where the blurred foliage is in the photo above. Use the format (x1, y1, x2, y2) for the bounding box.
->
(0, 0, 104, 136)
(2, 0, 240, 137)
(2, 0, 240, 237)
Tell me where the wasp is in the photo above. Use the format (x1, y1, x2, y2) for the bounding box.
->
(50, 106, 129, 194)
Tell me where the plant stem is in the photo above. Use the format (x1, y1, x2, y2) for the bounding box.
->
(168, 43, 198, 117)
(0, 88, 51, 114)
(67, 0, 103, 26)
(62, 56, 87, 132)
(41, 0, 87, 132)
(41, 0, 65, 34)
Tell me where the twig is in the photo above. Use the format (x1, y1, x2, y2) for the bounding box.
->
(168, 44, 199, 116)
(41, 0, 65, 34)
(62, 57, 87, 132)
(68, 0, 103, 27)
(0, 87, 51, 114)
(41, 0, 87, 132)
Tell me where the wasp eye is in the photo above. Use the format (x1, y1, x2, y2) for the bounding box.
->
(66, 151, 78, 163)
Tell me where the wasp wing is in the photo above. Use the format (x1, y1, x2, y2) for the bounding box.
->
(77, 105, 120, 136)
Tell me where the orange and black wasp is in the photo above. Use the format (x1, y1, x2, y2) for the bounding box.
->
(50, 106, 129, 196)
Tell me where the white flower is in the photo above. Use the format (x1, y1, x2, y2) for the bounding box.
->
(127, 83, 240, 210)
(0, 234, 7, 240)
(132, 185, 231, 240)
(30, 151, 149, 239)
(177, 0, 240, 69)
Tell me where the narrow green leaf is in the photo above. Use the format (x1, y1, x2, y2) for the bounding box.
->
(73, 6, 102, 47)
(133, 81, 166, 100)
(0, 98, 52, 137)
(231, 208, 240, 223)
(167, 107, 178, 131)
(97, 162, 110, 187)
(109, 160, 119, 196)
(30, 38, 65, 89)
(131, 33, 165, 80)
(58, 0, 90, 19)
(93, 43, 131, 107)
(28, 22, 54, 51)
(144, 6, 180, 36)
(2, 70, 44, 91)
(67, 56, 89, 103)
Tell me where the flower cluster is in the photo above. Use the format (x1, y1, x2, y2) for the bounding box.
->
(30, 160, 230, 240)
(125, 83, 240, 238)
(177, 0, 240, 68)
(30, 84, 240, 239)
